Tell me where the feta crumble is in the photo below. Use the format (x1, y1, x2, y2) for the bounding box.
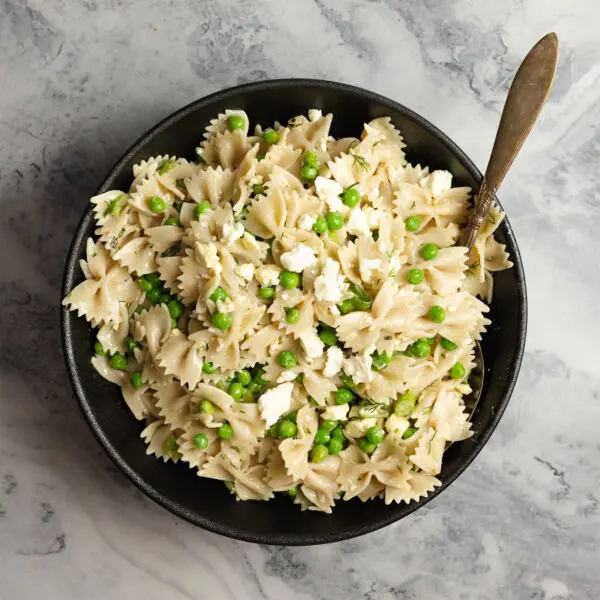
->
(359, 258, 382, 284)
(236, 263, 255, 281)
(344, 353, 374, 384)
(258, 382, 294, 427)
(314, 258, 346, 303)
(256, 265, 281, 286)
(299, 331, 324, 360)
(321, 404, 349, 421)
(346, 208, 370, 237)
(419, 170, 452, 197)
(221, 221, 244, 244)
(323, 346, 344, 378)
(280, 243, 317, 273)
(315, 176, 343, 212)
(298, 214, 317, 231)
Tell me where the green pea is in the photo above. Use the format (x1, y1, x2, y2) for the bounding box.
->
(287, 487, 298, 498)
(228, 382, 244, 401)
(326, 211, 344, 230)
(139, 277, 154, 293)
(311, 444, 329, 463)
(218, 423, 233, 440)
(125, 336, 138, 351)
(394, 391, 416, 417)
(428, 305, 445, 323)
(405, 215, 422, 232)
(224, 481, 235, 491)
(94, 340, 107, 356)
(327, 438, 344, 455)
(145, 273, 162, 287)
(146, 288, 161, 304)
(321, 419, 337, 432)
(110, 353, 128, 371)
(314, 428, 331, 445)
(259, 285, 275, 299)
(341, 185, 360, 207)
(246, 381, 262, 394)
(194, 200, 211, 216)
(407, 268, 425, 285)
(256, 153, 266, 161)
(227, 115, 245, 130)
(302, 150, 318, 167)
(318, 326, 338, 346)
(287, 411, 297, 423)
(312, 216, 328, 234)
(335, 388, 354, 405)
(285, 307, 300, 324)
(130, 372, 143, 389)
(165, 299, 182, 320)
(202, 362, 216, 374)
(212, 312, 232, 330)
(279, 271, 300, 289)
(410, 339, 431, 358)
(164, 434, 179, 457)
(366, 426, 385, 445)
(371, 351, 391, 372)
(402, 427, 418, 440)
(278, 351, 297, 369)
(148, 196, 165, 213)
(279, 419, 297, 439)
(210, 286, 227, 302)
(339, 373, 355, 389)
(199, 399, 215, 414)
(339, 299, 355, 315)
(159, 293, 171, 305)
(267, 422, 280, 438)
(450, 362, 466, 380)
(192, 433, 208, 449)
(252, 183, 266, 197)
(441, 337, 457, 351)
(262, 128, 279, 144)
(242, 388, 255, 403)
(252, 366, 268, 386)
(300, 164, 318, 181)
(236, 370, 252, 386)
(358, 437, 377, 454)
(420, 243, 439, 260)
(330, 425, 346, 441)
(170, 317, 178, 329)
(164, 217, 180, 227)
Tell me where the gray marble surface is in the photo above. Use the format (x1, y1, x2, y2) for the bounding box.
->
(1, 1, 599, 598)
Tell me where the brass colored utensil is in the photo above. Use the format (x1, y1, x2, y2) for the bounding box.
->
(458, 32, 559, 250)
(463, 33, 558, 421)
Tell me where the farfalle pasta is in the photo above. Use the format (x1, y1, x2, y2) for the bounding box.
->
(63, 109, 512, 512)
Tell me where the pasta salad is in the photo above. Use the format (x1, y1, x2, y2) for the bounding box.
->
(63, 109, 511, 513)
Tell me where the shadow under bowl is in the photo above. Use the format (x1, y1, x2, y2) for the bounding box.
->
(61, 79, 527, 545)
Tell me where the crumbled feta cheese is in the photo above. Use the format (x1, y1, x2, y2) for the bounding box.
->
(323, 346, 344, 378)
(220, 221, 244, 244)
(258, 382, 294, 427)
(321, 404, 349, 421)
(216, 298, 234, 313)
(308, 108, 323, 122)
(235, 263, 255, 281)
(298, 214, 317, 231)
(276, 371, 297, 384)
(299, 331, 324, 360)
(280, 243, 317, 273)
(256, 265, 281, 286)
(419, 170, 452, 197)
(344, 353, 374, 384)
(314, 258, 346, 303)
(197, 242, 222, 275)
(315, 177, 343, 212)
(345, 417, 379, 438)
(359, 258, 382, 284)
(329, 305, 340, 317)
(385, 414, 411, 444)
(346, 208, 370, 237)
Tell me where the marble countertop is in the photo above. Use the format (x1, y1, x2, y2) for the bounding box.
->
(1, 1, 599, 598)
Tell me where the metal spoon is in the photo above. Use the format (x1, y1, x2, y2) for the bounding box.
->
(461, 32, 559, 419)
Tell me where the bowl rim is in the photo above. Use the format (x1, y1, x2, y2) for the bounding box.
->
(61, 78, 527, 545)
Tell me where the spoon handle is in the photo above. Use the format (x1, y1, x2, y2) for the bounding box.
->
(458, 32, 559, 250)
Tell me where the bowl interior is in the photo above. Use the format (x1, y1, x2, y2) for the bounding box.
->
(62, 80, 526, 545)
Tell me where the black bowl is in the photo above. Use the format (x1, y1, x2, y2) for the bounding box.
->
(61, 79, 527, 545)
